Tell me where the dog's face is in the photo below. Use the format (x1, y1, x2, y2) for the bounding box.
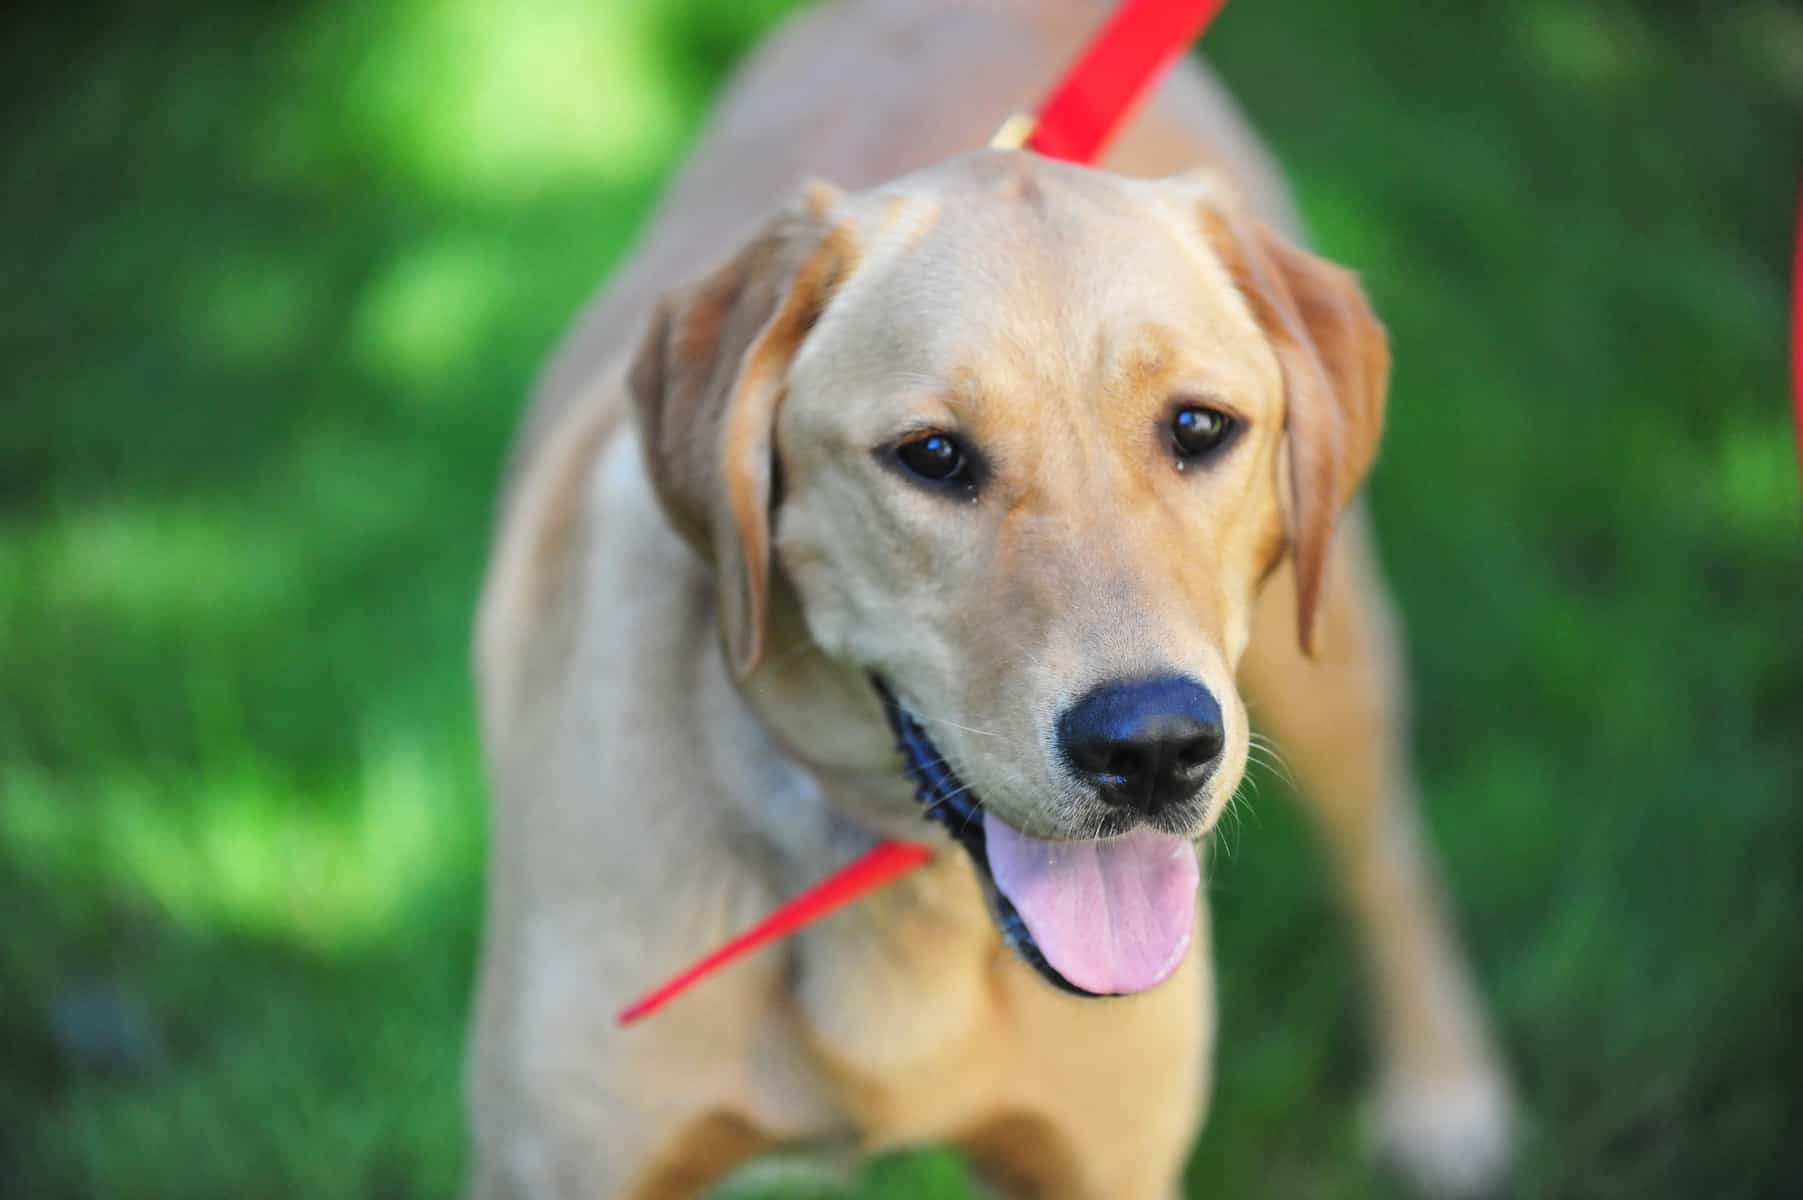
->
(632, 152, 1386, 995)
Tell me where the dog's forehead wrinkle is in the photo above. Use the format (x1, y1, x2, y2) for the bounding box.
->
(839, 154, 1277, 376)
(820, 188, 1275, 437)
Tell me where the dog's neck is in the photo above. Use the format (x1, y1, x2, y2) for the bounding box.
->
(696, 585, 946, 876)
(688, 584, 1004, 1070)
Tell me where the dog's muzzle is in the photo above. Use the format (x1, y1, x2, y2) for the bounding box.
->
(872, 676, 1096, 996)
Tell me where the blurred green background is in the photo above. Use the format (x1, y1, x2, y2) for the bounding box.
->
(3, 0, 1799, 1196)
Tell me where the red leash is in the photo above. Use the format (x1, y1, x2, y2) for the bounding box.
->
(618, 0, 1229, 1027)
(615, 841, 932, 1025)
(1026, 0, 1230, 162)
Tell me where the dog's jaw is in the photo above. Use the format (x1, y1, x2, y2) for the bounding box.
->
(872, 676, 1096, 997)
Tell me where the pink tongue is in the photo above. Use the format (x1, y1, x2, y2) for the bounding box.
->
(983, 812, 1199, 995)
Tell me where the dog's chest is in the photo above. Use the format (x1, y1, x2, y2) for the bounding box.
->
(786, 860, 1014, 1138)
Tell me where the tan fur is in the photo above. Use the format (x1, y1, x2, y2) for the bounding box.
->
(470, 3, 1510, 1197)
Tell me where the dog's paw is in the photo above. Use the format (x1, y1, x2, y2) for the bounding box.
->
(1369, 1068, 1515, 1198)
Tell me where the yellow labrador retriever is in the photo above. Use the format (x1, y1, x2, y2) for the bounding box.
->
(470, 2, 1511, 1196)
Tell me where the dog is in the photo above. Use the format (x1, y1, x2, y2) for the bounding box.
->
(468, 2, 1512, 1196)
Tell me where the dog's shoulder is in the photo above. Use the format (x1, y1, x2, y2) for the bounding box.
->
(475, 360, 650, 745)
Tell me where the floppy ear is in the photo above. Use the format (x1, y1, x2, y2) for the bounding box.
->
(628, 182, 854, 678)
(1193, 189, 1389, 655)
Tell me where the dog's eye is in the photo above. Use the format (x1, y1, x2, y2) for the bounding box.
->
(1170, 405, 1237, 461)
(895, 433, 969, 483)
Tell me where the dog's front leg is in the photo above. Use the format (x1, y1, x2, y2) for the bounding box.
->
(467, 1102, 772, 1200)
(954, 939, 1211, 1200)
(1239, 511, 1514, 1197)
(467, 1007, 771, 1197)
(466, 898, 830, 1200)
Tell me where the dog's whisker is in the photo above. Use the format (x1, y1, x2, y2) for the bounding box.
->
(1233, 774, 1247, 850)
(953, 792, 987, 838)
(903, 711, 1014, 744)
(1247, 732, 1298, 788)
(1216, 775, 1257, 858)
(929, 778, 976, 806)
(1247, 735, 1290, 760)
(1245, 747, 1296, 792)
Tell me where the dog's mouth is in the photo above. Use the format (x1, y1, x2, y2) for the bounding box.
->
(873, 678, 1199, 998)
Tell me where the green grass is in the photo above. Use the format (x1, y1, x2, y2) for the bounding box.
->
(3, 0, 1799, 1195)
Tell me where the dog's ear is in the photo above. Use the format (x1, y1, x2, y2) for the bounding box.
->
(1188, 184, 1389, 654)
(628, 182, 852, 679)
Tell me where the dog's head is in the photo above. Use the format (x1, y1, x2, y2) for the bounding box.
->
(630, 152, 1387, 995)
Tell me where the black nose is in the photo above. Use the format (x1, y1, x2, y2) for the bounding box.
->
(1058, 676, 1225, 816)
